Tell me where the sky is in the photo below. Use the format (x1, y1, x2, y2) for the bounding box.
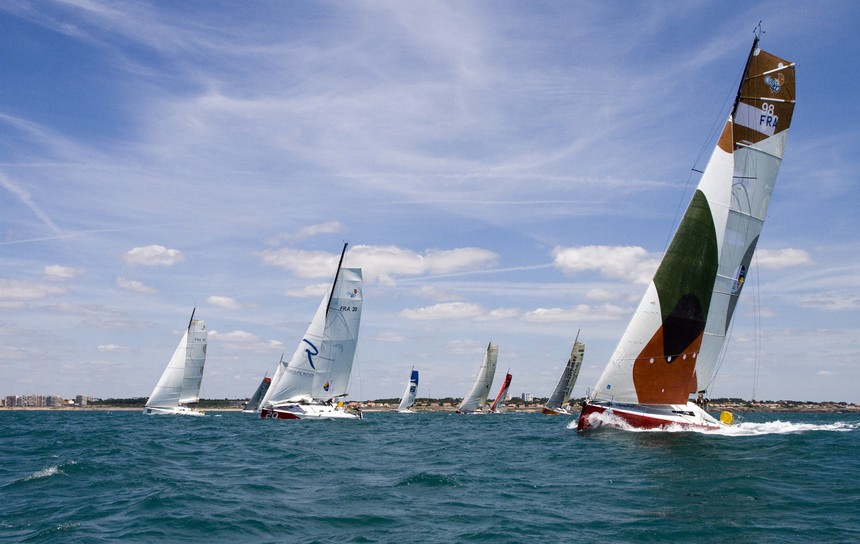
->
(1, 1, 859, 404)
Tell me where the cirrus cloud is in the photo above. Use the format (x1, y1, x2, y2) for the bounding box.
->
(206, 296, 241, 310)
(116, 277, 158, 294)
(0, 279, 66, 300)
(522, 304, 630, 323)
(122, 245, 185, 266)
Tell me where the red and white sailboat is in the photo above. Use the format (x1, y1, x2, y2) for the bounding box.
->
(578, 34, 796, 432)
(488, 371, 512, 413)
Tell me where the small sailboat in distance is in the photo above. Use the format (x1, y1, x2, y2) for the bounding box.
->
(488, 371, 512, 413)
(396, 368, 419, 413)
(456, 343, 498, 414)
(542, 333, 584, 415)
(243, 372, 272, 413)
(144, 309, 208, 416)
(261, 243, 364, 420)
(578, 33, 796, 432)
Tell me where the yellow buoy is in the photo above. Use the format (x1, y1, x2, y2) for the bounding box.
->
(719, 411, 733, 425)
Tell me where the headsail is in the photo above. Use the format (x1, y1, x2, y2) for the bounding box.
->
(457, 343, 498, 412)
(593, 39, 795, 405)
(244, 376, 272, 412)
(545, 339, 584, 411)
(397, 369, 419, 412)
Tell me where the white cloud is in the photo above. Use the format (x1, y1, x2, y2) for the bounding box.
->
(258, 244, 498, 285)
(266, 221, 346, 245)
(522, 304, 630, 323)
(122, 245, 185, 266)
(400, 302, 486, 320)
(366, 331, 408, 342)
(78, 318, 154, 329)
(284, 283, 330, 297)
(206, 296, 241, 310)
(45, 302, 126, 316)
(116, 277, 158, 294)
(798, 294, 860, 311)
(474, 308, 521, 322)
(818, 370, 836, 376)
(0, 301, 26, 310)
(98, 344, 130, 352)
(208, 330, 261, 342)
(585, 288, 621, 301)
(755, 248, 815, 270)
(208, 329, 284, 352)
(552, 245, 660, 284)
(444, 339, 488, 355)
(0, 279, 66, 300)
(42, 265, 84, 281)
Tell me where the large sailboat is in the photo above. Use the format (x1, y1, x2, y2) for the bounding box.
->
(456, 343, 498, 414)
(542, 335, 584, 415)
(242, 374, 272, 413)
(396, 368, 419, 413)
(488, 371, 512, 413)
(578, 35, 796, 431)
(260, 244, 364, 420)
(144, 309, 208, 416)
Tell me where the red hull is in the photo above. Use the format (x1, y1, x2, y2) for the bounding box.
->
(576, 402, 720, 432)
(261, 408, 301, 420)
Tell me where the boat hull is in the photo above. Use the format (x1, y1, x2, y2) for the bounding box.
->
(541, 406, 573, 415)
(576, 401, 724, 431)
(261, 404, 361, 420)
(143, 406, 206, 416)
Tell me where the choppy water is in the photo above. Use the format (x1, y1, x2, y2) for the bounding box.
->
(2, 410, 859, 543)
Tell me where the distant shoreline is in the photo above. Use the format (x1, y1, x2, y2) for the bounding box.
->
(3, 404, 860, 414)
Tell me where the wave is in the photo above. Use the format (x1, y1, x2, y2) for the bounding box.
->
(568, 411, 860, 436)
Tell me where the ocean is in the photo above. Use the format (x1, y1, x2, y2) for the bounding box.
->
(2, 410, 859, 543)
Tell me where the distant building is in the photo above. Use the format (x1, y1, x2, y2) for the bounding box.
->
(46, 395, 64, 407)
(75, 395, 88, 407)
(521, 392, 534, 403)
(5, 396, 22, 407)
(24, 395, 45, 407)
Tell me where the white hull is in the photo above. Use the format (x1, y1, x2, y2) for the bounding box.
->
(396, 409, 415, 414)
(143, 405, 206, 416)
(261, 403, 362, 420)
(577, 401, 726, 431)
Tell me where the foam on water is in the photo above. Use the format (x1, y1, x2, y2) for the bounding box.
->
(567, 411, 860, 436)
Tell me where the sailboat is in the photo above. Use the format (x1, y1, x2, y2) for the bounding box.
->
(488, 371, 512, 413)
(542, 334, 584, 415)
(456, 343, 498, 414)
(260, 243, 364, 420)
(144, 309, 208, 416)
(396, 368, 419, 413)
(242, 374, 272, 413)
(578, 35, 796, 431)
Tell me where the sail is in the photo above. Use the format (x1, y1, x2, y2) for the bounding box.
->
(457, 343, 498, 412)
(312, 268, 363, 399)
(545, 341, 585, 410)
(146, 318, 207, 408)
(593, 40, 795, 405)
(397, 369, 419, 411)
(245, 376, 271, 412)
(489, 372, 512, 413)
(259, 354, 286, 408)
(264, 267, 363, 406)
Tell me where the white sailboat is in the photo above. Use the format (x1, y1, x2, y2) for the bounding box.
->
(578, 34, 796, 431)
(542, 335, 584, 415)
(242, 374, 272, 413)
(396, 368, 419, 413)
(144, 309, 208, 416)
(261, 243, 364, 420)
(488, 371, 512, 413)
(456, 343, 498, 414)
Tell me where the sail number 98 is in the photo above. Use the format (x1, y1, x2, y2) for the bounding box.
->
(762, 102, 775, 115)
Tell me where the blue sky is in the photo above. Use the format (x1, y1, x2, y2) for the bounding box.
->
(2, 1, 858, 403)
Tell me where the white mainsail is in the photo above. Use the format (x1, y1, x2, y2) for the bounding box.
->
(263, 267, 363, 407)
(545, 340, 584, 412)
(397, 369, 419, 412)
(146, 312, 207, 410)
(457, 343, 498, 413)
(587, 38, 795, 419)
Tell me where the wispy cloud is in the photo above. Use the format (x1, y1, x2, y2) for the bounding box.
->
(0, 279, 66, 300)
(284, 284, 330, 298)
(116, 277, 158, 294)
(266, 221, 346, 245)
(45, 302, 126, 316)
(42, 265, 85, 281)
(366, 332, 408, 342)
(756, 248, 815, 270)
(206, 296, 241, 310)
(552, 246, 660, 285)
(522, 304, 630, 323)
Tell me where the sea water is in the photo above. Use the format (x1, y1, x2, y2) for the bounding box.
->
(1, 410, 859, 543)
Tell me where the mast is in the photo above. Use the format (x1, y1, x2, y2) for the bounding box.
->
(326, 243, 348, 318)
(731, 27, 761, 118)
